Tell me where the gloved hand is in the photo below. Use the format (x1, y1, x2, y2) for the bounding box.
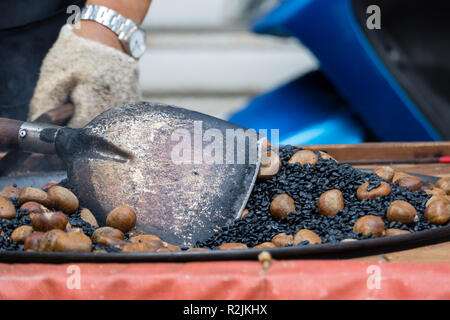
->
(29, 24, 141, 128)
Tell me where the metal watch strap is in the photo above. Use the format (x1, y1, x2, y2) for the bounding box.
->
(80, 5, 140, 41)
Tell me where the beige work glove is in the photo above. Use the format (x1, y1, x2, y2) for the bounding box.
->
(29, 24, 141, 128)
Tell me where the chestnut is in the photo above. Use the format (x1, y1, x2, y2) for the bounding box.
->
(1, 185, 20, 198)
(54, 232, 92, 252)
(31, 209, 68, 232)
(106, 205, 137, 233)
(425, 188, 447, 196)
(130, 234, 161, 243)
(18, 187, 52, 207)
(392, 172, 409, 183)
(218, 243, 248, 250)
(24, 232, 44, 251)
(10, 225, 34, 243)
(288, 150, 318, 166)
(92, 227, 124, 243)
(318, 189, 344, 216)
(127, 228, 147, 238)
(163, 243, 182, 252)
(385, 228, 411, 237)
(0, 197, 16, 219)
(20, 202, 45, 214)
(420, 182, 434, 193)
(80, 208, 99, 227)
(356, 182, 391, 200)
(38, 229, 65, 252)
(271, 233, 293, 247)
(293, 229, 322, 245)
(41, 182, 58, 191)
(126, 236, 164, 251)
(65, 224, 83, 233)
(253, 242, 277, 249)
(258, 151, 281, 180)
(318, 151, 336, 162)
(387, 200, 418, 224)
(122, 242, 151, 252)
(426, 195, 449, 208)
(187, 247, 210, 252)
(47, 186, 79, 214)
(424, 200, 450, 225)
(94, 236, 128, 248)
(26, 212, 41, 221)
(145, 239, 166, 251)
(270, 194, 296, 220)
(353, 215, 385, 237)
(395, 175, 422, 191)
(393, 172, 421, 191)
(93, 250, 108, 254)
(373, 166, 395, 181)
(436, 177, 450, 195)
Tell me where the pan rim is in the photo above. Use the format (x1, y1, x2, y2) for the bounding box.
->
(0, 223, 448, 263)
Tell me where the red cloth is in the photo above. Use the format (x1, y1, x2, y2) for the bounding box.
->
(0, 261, 448, 299)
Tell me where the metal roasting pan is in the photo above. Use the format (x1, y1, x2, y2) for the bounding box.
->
(0, 170, 448, 263)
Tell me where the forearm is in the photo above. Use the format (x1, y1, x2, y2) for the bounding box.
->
(86, 0, 152, 24)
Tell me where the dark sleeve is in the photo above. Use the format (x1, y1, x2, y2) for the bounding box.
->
(0, 0, 86, 30)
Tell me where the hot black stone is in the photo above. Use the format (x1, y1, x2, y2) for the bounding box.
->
(8, 197, 19, 208)
(67, 209, 97, 237)
(93, 244, 121, 253)
(367, 180, 382, 191)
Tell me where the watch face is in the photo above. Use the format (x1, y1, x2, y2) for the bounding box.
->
(130, 29, 147, 59)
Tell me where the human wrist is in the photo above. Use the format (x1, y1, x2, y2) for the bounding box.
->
(73, 20, 126, 53)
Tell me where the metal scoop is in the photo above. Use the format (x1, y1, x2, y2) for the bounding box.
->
(0, 102, 263, 246)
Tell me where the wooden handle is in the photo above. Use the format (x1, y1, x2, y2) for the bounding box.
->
(0, 104, 74, 176)
(0, 118, 23, 149)
(0, 103, 74, 151)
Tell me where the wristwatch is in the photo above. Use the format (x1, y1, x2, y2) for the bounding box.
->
(80, 5, 147, 59)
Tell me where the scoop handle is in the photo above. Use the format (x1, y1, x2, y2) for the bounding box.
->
(0, 118, 63, 154)
(0, 103, 74, 153)
(0, 118, 23, 150)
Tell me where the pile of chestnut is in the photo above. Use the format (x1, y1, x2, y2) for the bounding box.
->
(259, 150, 450, 245)
(220, 150, 450, 250)
(0, 183, 190, 253)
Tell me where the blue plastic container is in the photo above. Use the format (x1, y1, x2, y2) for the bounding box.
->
(228, 71, 365, 145)
(228, 0, 443, 143)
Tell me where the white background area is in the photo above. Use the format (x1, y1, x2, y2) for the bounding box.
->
(139, 0, 317, 119)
